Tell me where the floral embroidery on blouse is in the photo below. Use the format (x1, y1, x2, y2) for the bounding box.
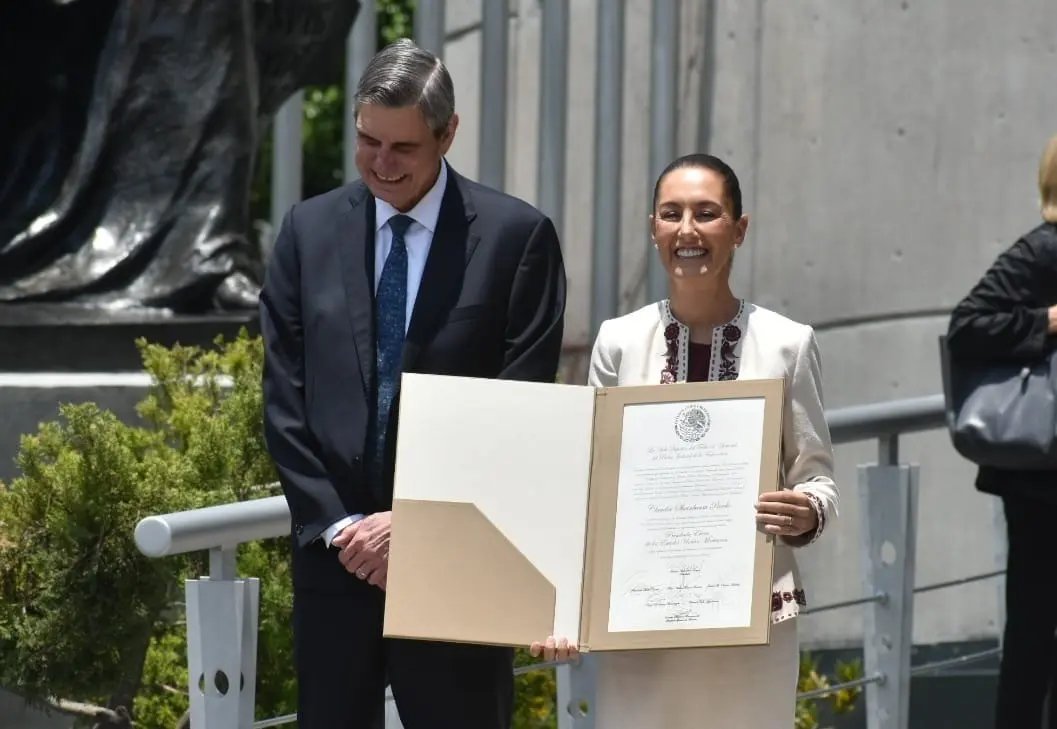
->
(660, 299, 746, 384)
(661, 323, 680, 383)
(801, 491, 827, 545)
(772, 589, 808, 613)
(717, 324, 741, 380)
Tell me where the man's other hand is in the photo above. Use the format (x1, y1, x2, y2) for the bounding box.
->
(332, 511, 391, 589)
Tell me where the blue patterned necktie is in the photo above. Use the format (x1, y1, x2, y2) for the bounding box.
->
(371, 214, 413, 486)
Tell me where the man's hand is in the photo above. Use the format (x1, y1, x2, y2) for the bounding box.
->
(332, 512, 391, 589)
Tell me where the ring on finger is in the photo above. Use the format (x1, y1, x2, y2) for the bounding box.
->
(785, 515, 794, 527)
(356, 569, 367, 579)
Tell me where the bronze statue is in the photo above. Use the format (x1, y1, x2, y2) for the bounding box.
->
(0, 0, 359, 314)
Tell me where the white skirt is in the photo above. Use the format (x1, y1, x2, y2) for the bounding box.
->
(591, 617, 799, 728)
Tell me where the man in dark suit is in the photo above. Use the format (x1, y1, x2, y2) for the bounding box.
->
(260, 38, 567, 729)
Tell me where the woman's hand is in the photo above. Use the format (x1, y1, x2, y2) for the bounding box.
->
(529, 636, 580, 663)
(755, 490, 818, 538)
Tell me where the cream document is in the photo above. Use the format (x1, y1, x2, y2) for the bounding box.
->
(607, 397, 768, 632)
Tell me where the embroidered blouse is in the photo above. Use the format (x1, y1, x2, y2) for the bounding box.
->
(663, 298, 822, 623)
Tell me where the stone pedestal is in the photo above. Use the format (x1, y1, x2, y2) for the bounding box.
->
(0, 304, 259, 483)
(0, 689, 74, 729)
(0, 304, 259, 372)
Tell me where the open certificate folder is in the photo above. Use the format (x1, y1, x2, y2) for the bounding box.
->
(382, 373, 785, 652)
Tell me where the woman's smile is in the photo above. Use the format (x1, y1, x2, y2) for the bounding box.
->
(675, 248, 708, 259)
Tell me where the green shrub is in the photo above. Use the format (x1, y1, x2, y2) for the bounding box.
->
(796, 652, 864, 729)
(0, 332, 289, 726)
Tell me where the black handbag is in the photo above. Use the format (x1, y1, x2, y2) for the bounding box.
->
(939, 335, 1057, 470)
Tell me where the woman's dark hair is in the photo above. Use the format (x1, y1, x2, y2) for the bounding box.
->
(652, 153, 743, 219)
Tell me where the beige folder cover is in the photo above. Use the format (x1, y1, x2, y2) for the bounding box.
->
(384, 373, 596, 648)
(383, 374, 784, 652)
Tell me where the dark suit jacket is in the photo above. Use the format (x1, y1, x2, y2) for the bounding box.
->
(946, 221, 1057, 501)
(260, 163, 567, 571)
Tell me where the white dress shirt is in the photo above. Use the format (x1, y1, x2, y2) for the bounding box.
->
(321, 162, 449, 548)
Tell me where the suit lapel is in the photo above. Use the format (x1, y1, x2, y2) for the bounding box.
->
(337, 181, 376, 395)
(402, 168, 480, 372)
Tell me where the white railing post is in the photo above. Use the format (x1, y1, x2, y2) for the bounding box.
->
(185, 546, 260, 729)
(859, 449, 919, 729)
(555, 664, 574, 729)
(561, 654, 598, 728)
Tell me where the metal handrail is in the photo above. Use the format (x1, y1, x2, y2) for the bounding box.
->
(827, 394, 946, 444)
(135, 495, 289, 557)
(134, 394, 950, 558)
(0, 372, 235, 388)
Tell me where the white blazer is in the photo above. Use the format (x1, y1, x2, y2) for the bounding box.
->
(589, 298, 838, 624)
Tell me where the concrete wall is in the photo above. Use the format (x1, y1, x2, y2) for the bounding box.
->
(438, 0, 1057, 648)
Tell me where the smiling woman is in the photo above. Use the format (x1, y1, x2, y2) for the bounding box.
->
(528, 153, 839, 728)
(650, 155, 748, 329)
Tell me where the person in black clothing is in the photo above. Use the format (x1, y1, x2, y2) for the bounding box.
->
(946, 132, 1057, 729)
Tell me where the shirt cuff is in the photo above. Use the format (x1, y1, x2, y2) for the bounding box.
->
(321, 514, 364, 547)
(798, 492, 827, 546)
(780, 492, 827, 548)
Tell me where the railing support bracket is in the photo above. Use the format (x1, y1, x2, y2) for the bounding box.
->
(186, 546, 260, 729)
(859, 463, 918, 729)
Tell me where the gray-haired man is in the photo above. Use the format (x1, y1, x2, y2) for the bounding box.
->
(260, 38, 567, 728)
